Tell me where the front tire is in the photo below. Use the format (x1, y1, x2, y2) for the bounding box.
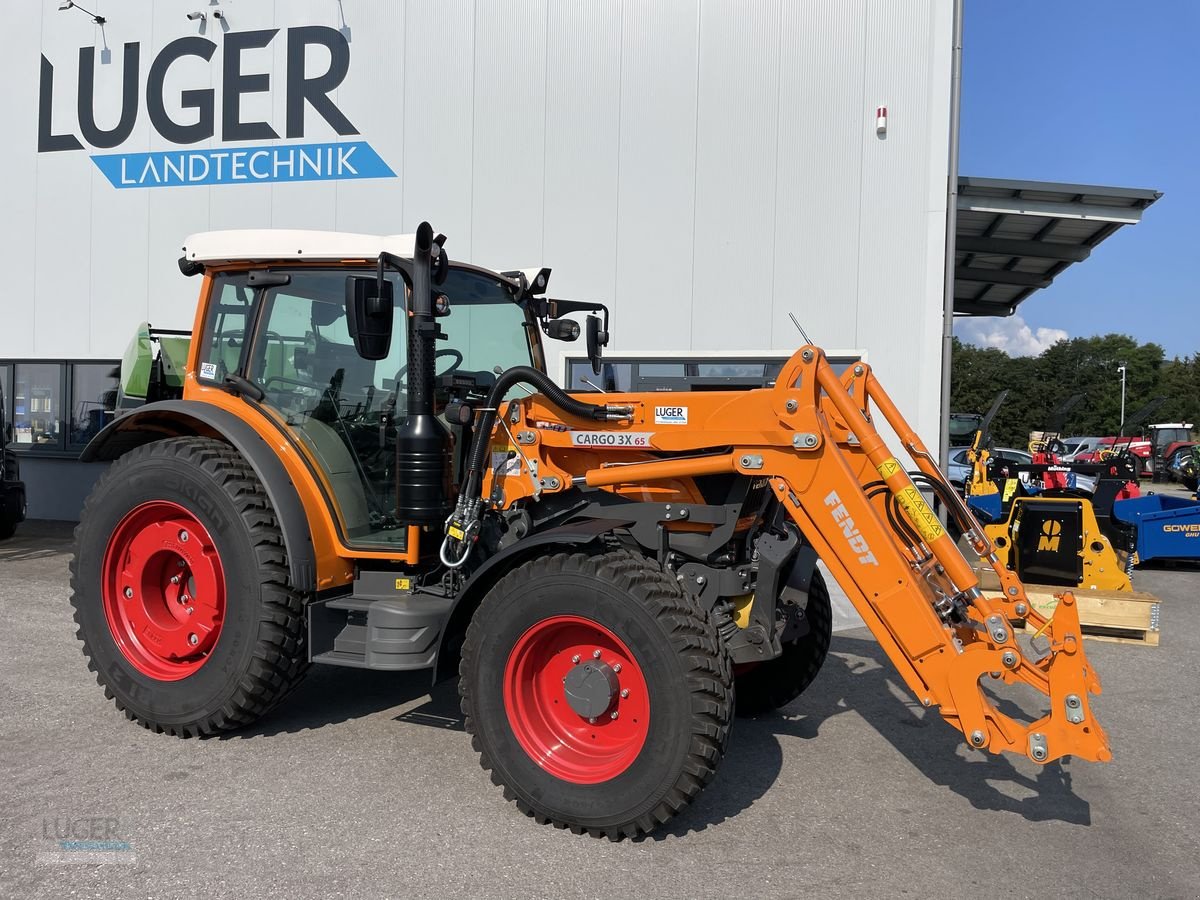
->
(70, 437, 309, 736)
(459, 551, 733, 839)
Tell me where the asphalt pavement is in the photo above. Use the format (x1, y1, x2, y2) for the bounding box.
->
(1, 519, 1197, 899)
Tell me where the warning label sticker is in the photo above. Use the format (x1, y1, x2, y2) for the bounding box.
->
(654, 405, 688, 425)
(895, 485, 946, 544)
(569, 431, 655, 449)
(876, 457, 902, 479)
(199, 361, 217, 380)
(491, 450, 522, 477)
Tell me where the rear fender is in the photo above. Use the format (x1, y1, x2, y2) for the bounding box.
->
(80, 400, 316, 592)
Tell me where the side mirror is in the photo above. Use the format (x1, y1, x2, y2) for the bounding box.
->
(345, 276, 394, 360)
(545, 319, 580, 342)
(585, 314, 608, 375)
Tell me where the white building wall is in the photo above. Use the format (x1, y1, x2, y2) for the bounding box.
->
(0, 0, 952, 445)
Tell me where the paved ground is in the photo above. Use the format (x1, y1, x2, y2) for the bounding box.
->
(2, 519, 1197, 899)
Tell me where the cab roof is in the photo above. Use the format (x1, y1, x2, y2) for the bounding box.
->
(182, 229, 424, 265)
(180, 230, 546, 288)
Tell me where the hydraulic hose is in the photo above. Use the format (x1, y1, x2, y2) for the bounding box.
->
(463, 366, 613, 500)
(441, 365, 627, 569)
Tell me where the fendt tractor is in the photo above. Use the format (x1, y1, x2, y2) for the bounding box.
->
(71, 225, 1112, 839)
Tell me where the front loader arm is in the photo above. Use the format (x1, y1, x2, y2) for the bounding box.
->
(490, 345, 1111, 766)
(771, 350, 1109, 764)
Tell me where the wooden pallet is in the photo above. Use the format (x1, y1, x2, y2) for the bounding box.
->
(975, 568, 1162, 646)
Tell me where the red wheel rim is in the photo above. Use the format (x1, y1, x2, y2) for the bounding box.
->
(101, 501, 226, 681)
(503, 615, 650, 784)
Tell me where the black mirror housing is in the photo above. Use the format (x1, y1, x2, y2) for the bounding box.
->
(345, 276, 394, 360)
(585, 314, 608, 375)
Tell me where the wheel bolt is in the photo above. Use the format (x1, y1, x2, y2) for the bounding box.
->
(179, 530, 189, 543)
(620, 689, 629, 699)
(613, 664, 622, 674)
(588, 717, 596, 724)
(571, 654, 581, 664)
(170, 575, 181, 584)
(610, 711, 619, 720)
(187, 633, 198, 646)
(123, 587, 133, 599)
(592, 649, 602, 659)
(186, 607, 194, 616)
(181, 594, 190, 603)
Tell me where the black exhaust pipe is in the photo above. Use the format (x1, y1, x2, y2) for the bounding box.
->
(395, 222, 451, 524)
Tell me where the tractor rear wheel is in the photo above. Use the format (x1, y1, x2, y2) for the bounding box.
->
(734, 568, 832, 716)
(459, 550, 733, 839)
(70, 437, 309, 736)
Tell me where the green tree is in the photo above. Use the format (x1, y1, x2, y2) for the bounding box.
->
(951, 333, 1195, 446)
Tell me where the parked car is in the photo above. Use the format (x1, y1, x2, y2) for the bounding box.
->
(1059, 436, 1104, 461)
(946, 447, 1033, 488)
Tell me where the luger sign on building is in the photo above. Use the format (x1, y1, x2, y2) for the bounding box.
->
(38, 25, 395, 188)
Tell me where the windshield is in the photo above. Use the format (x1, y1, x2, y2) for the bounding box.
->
(199, 265, 533, 548)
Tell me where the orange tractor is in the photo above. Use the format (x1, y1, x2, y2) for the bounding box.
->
(72, 224, 1111, 839)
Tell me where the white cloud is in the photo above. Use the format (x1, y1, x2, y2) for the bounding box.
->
(954, 314, 1068, 357)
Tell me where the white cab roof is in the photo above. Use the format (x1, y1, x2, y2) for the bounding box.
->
(179, 230, 545, 289)
(181, 230, 420, 265)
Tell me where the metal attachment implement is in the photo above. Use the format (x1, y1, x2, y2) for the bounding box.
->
(1029, 733, 1048, 762)
(1064, 694, 1085, 724)
(985, 613, 1009, 644)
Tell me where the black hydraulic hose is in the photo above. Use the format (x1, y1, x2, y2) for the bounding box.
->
(463, 366, 611, 501)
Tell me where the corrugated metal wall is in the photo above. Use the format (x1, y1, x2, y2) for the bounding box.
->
(0, 0, 952, 443)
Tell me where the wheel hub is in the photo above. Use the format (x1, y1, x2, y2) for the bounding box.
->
(563, 660, 619, 718)
(503, 615, 650, 784)
(101, 501, 226, 681)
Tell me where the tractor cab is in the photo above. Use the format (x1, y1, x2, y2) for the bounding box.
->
(180, 231, 575, 549)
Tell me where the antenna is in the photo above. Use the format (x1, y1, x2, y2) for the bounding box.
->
(580, 377, 608, 394)
(788, 313, 812, 345)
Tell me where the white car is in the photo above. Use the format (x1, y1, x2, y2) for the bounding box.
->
(946, 447, 1033, 487)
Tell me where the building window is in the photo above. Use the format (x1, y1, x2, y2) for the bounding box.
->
(0, 360, 122, 456)
(565, 354, 860, 394)
(12, 363, 63, 449)
(71, 363, 121, 448)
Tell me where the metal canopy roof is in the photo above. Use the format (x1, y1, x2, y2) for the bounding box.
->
(953, 176, 1161, 317)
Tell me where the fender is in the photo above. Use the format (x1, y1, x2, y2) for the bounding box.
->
(80, 400, 317, 592)
(431, 518, 618, 683)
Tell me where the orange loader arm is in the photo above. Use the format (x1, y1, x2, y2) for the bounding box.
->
(492, 345, 1111, 766)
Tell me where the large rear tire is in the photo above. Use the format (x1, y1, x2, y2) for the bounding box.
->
(70, 437, 309, 736)
(734, 568, 832, 716)
(459, 550, 733, 839)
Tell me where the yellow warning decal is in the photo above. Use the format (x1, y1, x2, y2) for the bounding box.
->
(1002, 479, 1018, 503)
(447, 525, 465, 541)
(395, 577, 412, 591)
(895, 485, 946, 544)
(876, 457, 902, 479)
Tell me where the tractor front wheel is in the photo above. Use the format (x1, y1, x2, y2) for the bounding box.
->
(70, 437, 309, 736)
(459, 551, 733, 839)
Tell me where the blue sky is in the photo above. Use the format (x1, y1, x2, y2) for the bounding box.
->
(955, 0, 1197, 360)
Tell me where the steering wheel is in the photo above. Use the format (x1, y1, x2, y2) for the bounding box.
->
(264, 375, 322, 394)
(393, 349, 465, 388)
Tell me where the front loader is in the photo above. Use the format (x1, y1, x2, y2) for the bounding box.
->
(72, 224, 1111, 839)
